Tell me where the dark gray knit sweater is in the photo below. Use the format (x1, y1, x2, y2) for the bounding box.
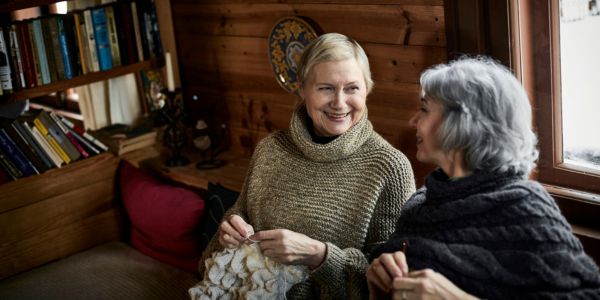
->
(372, 169, 600, 299)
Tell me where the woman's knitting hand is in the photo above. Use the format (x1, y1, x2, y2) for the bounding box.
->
(250, 229, 326, 269)
(218, 214, 255, 248)
(367, 251, 409, 296)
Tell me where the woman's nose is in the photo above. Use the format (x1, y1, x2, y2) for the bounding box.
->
(409, 113, 418, 128)
(331, 90, 345, 108)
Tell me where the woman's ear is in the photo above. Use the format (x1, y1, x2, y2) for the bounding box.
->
(299, 87, 306, 101)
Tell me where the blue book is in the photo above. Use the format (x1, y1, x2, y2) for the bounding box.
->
(0, 128, 38, 177)
(57, 16, 74, 79)
(91, 6, 113, 71)
(32, 19, 51, 84)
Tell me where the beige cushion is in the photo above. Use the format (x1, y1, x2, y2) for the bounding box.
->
(0, 241, 199, 300)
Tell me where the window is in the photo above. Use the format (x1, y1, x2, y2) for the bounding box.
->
(514, 0, 600, 199)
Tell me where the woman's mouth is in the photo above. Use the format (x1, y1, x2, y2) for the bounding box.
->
(325, 112, 350, 120)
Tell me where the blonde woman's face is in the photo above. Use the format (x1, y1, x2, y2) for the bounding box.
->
(300, 59, 367, 137)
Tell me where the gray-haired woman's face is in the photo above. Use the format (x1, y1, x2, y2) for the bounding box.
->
(409, 97, 447, 167)
(300, 58, 367, 137)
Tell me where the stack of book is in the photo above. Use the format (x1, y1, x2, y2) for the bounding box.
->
(0, 0, 162, 96)
(91, 123, 157, 156)
(0, 109, 108, 184)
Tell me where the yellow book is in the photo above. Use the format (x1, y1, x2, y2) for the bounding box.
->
(33, 118, 71, 164)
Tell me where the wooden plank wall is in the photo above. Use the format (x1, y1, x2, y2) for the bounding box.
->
(172, 0, 447, 183)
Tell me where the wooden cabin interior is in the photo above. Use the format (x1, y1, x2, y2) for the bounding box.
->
(0, 0, 599, 298)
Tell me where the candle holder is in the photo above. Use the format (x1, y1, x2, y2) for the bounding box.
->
(158, 88, 190, 167)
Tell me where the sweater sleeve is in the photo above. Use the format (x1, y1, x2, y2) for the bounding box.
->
(309, 150, 416, 299)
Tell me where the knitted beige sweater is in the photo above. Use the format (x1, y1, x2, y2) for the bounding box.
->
(199, 106, 415, 299)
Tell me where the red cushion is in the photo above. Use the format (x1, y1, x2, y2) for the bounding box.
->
(120, 160, 205, 272)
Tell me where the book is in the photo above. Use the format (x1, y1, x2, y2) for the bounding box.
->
(0, 28, 14, 93)
(49, 112, 89, 158)
(0, 128, 38, 177)
(59, 116, 108, 152)
(91, 6, 113, 71)
(0, 146, 23, 179)
(15, 119, 57, 169)
(104, 5, 121, 67)
(57, 15, 75, 79)
(32, 19, 51, 85)
(30, 124, 63, 167)
(15, 22, 36, 88)
(114, 1, 137, 65)
(1, 117, 51, 172)
(31, 112, 71, 164)
(46, 16, 65, 81)
(73, 13, 89, 74)
(130, 1, 144, 62)
(27, 21, 43, 86)
(36, 110, 81, 162)
(41, 16, 59, 83)
(92, 123, 157, 155)
(9, 25, 26, 89)
(83, 9, 100, 72)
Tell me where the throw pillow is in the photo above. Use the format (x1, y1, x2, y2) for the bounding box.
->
(119, 160, 206, 272)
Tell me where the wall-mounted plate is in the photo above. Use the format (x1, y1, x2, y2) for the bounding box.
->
(268, 17, 319, 95)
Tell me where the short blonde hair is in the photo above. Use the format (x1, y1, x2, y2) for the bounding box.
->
(298, 33, 374, 93)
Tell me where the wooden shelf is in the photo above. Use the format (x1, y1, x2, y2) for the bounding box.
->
(0, 0, 58, 12)
(141, 148, 251, 192)
(7, 60, 161, 102)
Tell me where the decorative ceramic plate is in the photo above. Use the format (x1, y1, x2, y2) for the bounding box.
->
(268, 17, 319, 95)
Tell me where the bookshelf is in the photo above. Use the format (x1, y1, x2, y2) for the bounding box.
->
(9, 59, 161, 101)
(0, 0, 177, 184)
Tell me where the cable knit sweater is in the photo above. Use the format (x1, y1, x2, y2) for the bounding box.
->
(199, 106, 416, 299)
(372, 169, 600, 299)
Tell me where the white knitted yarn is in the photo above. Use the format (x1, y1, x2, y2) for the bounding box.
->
(189, 244, 308, 300)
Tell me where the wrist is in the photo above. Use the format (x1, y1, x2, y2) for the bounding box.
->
(308, 240, 327, 270)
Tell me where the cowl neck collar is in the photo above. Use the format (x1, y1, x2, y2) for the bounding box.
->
(289, 105, 372, 162)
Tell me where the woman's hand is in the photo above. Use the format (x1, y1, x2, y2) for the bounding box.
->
(367, 251, 409, 298)
(250, 229, 326, 269)
(391, 269, 477, 300)
(218, 214, 254, 248)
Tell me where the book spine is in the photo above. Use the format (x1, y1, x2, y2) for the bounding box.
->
(64, 14, 82, 77)
(42, 16, 66, 81)
(104, 5, 121, 67)
(16, 22, 35, 88)
(27, 22, 42, 86)
(15, 120, 54, 169)
(148, 0, 162, 58)
(7, 121, 49, 172)
(38, 111, 80, 161)
(83, 9, 100, 72)
(32, 19, 51, 85)
(41, 17, 58, 83)
(50, 113, 89, 158)
(57, 16, 74, 79)
(131, 1, 144, 62)
(91, 7, 112, 71)
(0, 28, 14, 93)
(59, 116, 108, 151)
(73, 13, 88, 74)
(0, 128, 38, 176)
(9, 25, 26, 89)
(32, 118, 71, 164)
(29, 124, 62, 168)
(0, 147, 23, 179)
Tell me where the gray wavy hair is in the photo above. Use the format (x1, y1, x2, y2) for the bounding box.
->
(420, 56, 539, 177)
(298, 32, 374, 94)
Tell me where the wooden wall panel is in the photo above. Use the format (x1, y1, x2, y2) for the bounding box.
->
(173, 0, 445, 184)
(174, 3, 445, 46)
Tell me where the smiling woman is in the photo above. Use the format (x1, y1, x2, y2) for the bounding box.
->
(192, 32, 416, 299)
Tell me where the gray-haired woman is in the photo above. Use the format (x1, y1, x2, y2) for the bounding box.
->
(366, 57, 600, 299)
(197, 33, 416, 299)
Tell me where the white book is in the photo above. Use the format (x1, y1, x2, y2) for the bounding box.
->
(83, 9, 100, 72)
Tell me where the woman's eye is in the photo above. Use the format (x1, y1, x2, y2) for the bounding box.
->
(318, 86, 333, 91)
(344, 86, 359, 93)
